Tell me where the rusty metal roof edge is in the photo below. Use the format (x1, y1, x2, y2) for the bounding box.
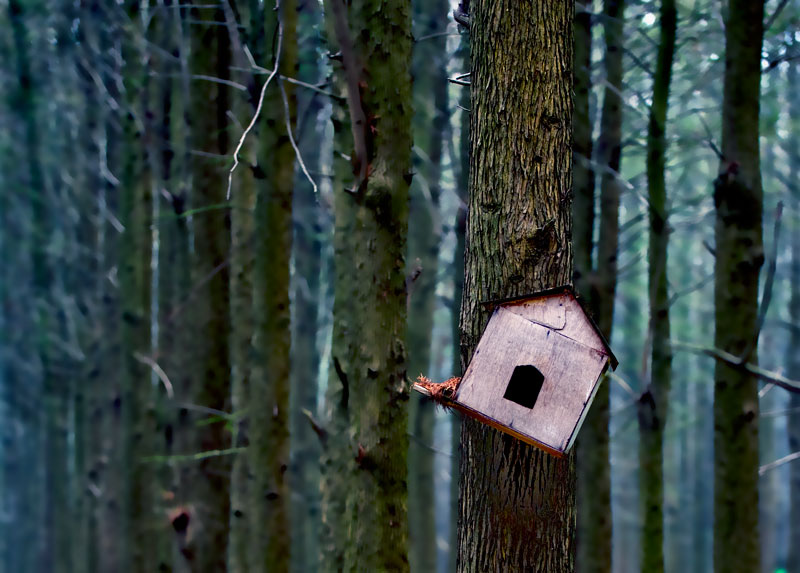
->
(479, 284, 618, 370)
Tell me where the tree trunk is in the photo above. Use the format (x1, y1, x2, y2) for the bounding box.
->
(457, 2, 574, 571)
(119, 4, 158, 569)
(290, 4, 325, 571)
(407, 1, 448, 571)
(786, 52, 800, 573)
(185, 5, 232, 569)
(713, 1, 764, 571)
(322, 0, 413, 570)
(638, 2, 676, 571)
(576, 2, 624, 570)
(248, 1, 298, 570)
(449, 26, 469, 573)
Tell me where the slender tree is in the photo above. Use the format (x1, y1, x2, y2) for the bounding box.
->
(407, 1, 449, 570)
(248, 0, 298, 569)
(184, 4, 232, 568)
(712, 1, 764, 571)
(457, 2, 575, 571)
(786, 52, 800, 573)
(576, 2, 625, 569)
(638, 1, 677, 571)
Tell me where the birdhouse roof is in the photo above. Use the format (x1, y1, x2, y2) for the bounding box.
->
(481, 284, 618, 369)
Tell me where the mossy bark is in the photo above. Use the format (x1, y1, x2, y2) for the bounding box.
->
(638, 2, 677, 572)
(712, 1, 764, 571)
(457, 2, 575, 571)
(322, 0, 413, 570)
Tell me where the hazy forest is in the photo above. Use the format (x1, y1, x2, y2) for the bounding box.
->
(2, 0, 800, 571)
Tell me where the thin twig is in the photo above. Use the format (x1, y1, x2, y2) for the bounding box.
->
(134, 352, 174, 398)
(192, 74, 247, 91)
(280, 77, 318, 194)
(673, 340, 800, 393)
(227, 0, 283, 200)
(759, 450, 800, 475)
(764, 0, 791, 31)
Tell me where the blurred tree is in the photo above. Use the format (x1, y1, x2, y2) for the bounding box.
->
(407, 1, 449, 570)
(576, 1, 624, 569)
(321, 0, 413, 569)
(787, 48, 800, 573)
(712, 1, 765, 571)
(456, 2, 575, 571)
(184, 3, 232, 568)
(638, 1, 676, 571)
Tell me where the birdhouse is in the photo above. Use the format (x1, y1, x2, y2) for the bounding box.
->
(415, 286, 617, 458)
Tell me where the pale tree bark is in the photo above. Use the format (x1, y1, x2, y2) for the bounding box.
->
(713, 1, 764, 571)
(449, 25, 469, 573)
(321, 0, 413, 570)
(638, 1, 677, 571)
(407, 1, 448, 570)
(576, 1, 624, 570)
(786, 52, 800, 573)
(457, 2, 574, 571)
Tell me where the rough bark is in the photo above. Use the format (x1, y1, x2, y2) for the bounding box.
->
(184, 5, 232, 569)
(638, 2, 676, 571)
(407, 1, 448, 570)
(457, 2, 574, 571)
(322, 0, 413, 570)
(576, 2, 624, 570)
(712, 1, 764, 571)
(786, 53, 800, 573)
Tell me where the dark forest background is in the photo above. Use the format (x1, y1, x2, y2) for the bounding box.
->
(1, 0, 799, 572)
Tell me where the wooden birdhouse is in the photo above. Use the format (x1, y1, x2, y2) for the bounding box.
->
(415, 286, 617, 458)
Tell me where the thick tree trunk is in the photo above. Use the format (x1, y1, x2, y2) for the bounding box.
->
(638, 2, 676, 571)
(712, 1, 764, 571)
(457, 2, 574, 571)
(576, 2, 624, 570)
(786, 54, 800, 573)
(322, 0, 413, 570)
(407, 1, 448, 571)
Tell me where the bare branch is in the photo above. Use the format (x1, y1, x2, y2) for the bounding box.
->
(279, 78, 318, 194)
(227, 0, 283, 200)
(759, 450, 800, 475)
(134, 352, 175, 398)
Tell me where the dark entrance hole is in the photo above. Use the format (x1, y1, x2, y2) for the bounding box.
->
(503, 365, 544, 409)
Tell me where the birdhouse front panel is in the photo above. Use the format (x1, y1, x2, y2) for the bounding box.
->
(454, 305, 609, 455)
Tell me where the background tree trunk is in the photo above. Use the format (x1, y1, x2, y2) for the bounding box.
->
(576, 1, 624, 569)
(638, 1, 676, 571)
(457, 2, 575, 571)
(786, 50, 800, 573)
(407, 1, 448, 570)
(713, 1, 764, 571)
(185, 4, 232, 568)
